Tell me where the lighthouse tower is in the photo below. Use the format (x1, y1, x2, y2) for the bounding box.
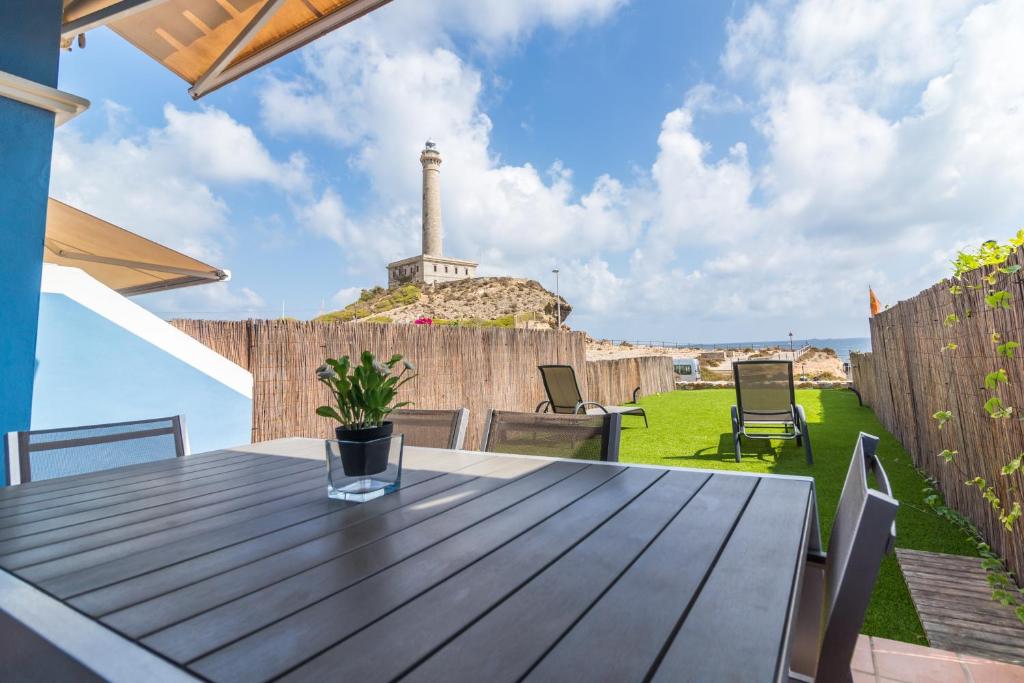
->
(420, 140, 443, 256)
(387, 140, 478, 287)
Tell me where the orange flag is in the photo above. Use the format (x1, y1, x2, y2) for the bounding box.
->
(869, 287, 882, 316)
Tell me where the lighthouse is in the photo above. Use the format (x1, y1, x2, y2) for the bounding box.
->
(386, 140, 478, 287)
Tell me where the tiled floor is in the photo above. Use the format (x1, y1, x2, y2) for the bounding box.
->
(853, 635, 1024, 682)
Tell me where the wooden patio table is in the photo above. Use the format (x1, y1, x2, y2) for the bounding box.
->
(0, 438, 818, 682)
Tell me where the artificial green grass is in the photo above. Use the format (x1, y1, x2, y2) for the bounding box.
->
(619, 388, 978, 646)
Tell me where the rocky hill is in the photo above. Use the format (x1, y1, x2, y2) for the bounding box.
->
(315, 277, 571, 329)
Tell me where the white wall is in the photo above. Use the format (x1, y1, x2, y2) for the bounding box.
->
(23, 265, 253, 474)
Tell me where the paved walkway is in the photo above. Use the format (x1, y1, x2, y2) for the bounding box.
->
(853, 635, 1024, 682)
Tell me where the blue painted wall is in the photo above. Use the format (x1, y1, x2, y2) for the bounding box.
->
(31, 294, 252, 458)
(0, 1, 63, 459)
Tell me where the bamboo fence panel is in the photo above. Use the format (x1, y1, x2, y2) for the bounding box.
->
(172, 321, 665, 451)
(586, 357, 676, 406)
(850, 253, 1024, 577)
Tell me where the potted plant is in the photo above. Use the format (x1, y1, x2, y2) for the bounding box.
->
(316, 351, 416, 479)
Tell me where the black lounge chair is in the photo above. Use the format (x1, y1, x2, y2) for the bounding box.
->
(536, 364, 648, 427)
(788, 433, 897, 681)
(731, 360, 812, 464)
(481, 410, 621, 462)
(389, 408, 470, 450)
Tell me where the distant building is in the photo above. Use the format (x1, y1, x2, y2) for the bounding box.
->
(387, 141, 478, 287)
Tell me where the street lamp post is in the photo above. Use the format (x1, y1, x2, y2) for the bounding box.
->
(789, 332, 794, 357)
(553, 269, 561, 330)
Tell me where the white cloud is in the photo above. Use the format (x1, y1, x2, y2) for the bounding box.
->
(52, 103, 310, 262)
(267, 0, 1022, 338)
(268, 22, 639, 280)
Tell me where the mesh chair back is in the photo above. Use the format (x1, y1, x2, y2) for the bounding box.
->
(6, 416, 188, 484)
(389, 408, 470, 450)
(815, 433, 898, 681)
(733, 360, 796, 422)
(481, 410, 620, 462)
(538, 365, 586, 414)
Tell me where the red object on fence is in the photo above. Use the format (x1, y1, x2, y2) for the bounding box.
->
(869, 287, 882, 317)
(414, 317, 433, 325)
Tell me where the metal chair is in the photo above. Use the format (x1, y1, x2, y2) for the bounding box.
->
(731, 360, 813, 464)
(789, 433, 898, 682)
(4, 415, 189, 485)
(536, 364, 648, 427)
(389, 408, 470, 450)
(481, 410, 621, 462)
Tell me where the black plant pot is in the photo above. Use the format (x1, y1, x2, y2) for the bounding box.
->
(334, 422, 394, 477)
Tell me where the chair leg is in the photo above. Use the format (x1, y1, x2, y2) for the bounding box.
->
(731, 406, 742, 462)
(803, 429, 813, 465)
(642, 410, 648, 428)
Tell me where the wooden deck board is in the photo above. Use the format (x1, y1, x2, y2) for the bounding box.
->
(897, 548, 1024, 665)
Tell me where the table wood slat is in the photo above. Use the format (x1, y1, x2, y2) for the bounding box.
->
(0, 440, 816, 683)
(25, 448, 478, 592)
(0, 449, 245, 505)
(523, 473, 760, 683)
(302, 469, 713, 683)
(69, 459, 502, 616)
(8, 469, 329, 579)
(651, 477, 813, 682)
(0, 458, 321, 544)
(0, 452, 263, 516)
(190, 465, 644, 683)
(147, 460, 598, 667)
(96, 457, 537, 634)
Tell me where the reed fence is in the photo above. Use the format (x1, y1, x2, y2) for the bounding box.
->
(851, 253, 1024, 577)
(587, 356, 676, 406)
(171, 320, 674, 451)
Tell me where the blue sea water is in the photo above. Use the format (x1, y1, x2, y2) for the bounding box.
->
(692, 337, 872, 363)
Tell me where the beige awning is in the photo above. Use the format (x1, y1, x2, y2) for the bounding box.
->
(44, 198, 229, 296)
(62, 0, 392, 99)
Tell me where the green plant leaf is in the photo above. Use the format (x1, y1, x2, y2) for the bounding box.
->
(315, 405, 343, 422)
(938, 449, 958, 463)
(933, 410, 953, 428)
(985, 396, 1013, 419)
(998, 341, 1021, 359)
(943, 313, 960, 327)
(985, 369, 1010, 391)
(1001, 502, 1023, 531)
(1002, 455, 1024, 475)
(986, 290, 1012, 309)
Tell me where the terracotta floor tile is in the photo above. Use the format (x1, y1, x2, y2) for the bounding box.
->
(961, 658, 1024, 683)
(852, 635, 876, 673)
(873, 643, 968, 683)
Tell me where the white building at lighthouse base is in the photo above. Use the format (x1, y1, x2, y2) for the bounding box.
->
(387, 254, 478, 287)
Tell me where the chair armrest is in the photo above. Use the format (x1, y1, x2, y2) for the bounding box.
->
(575, 402, 609, 415)
(535, 401, 551, 413)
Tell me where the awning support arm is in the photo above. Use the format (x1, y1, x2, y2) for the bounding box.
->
(189, 0, 290, 100)
(46, 243, 229, 281)
(62, 0, 174, 39)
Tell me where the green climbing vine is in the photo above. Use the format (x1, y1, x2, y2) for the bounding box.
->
(934, 230, 1024, 532)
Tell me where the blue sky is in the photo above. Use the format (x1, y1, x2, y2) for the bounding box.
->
(50, 0, 1024, 342)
